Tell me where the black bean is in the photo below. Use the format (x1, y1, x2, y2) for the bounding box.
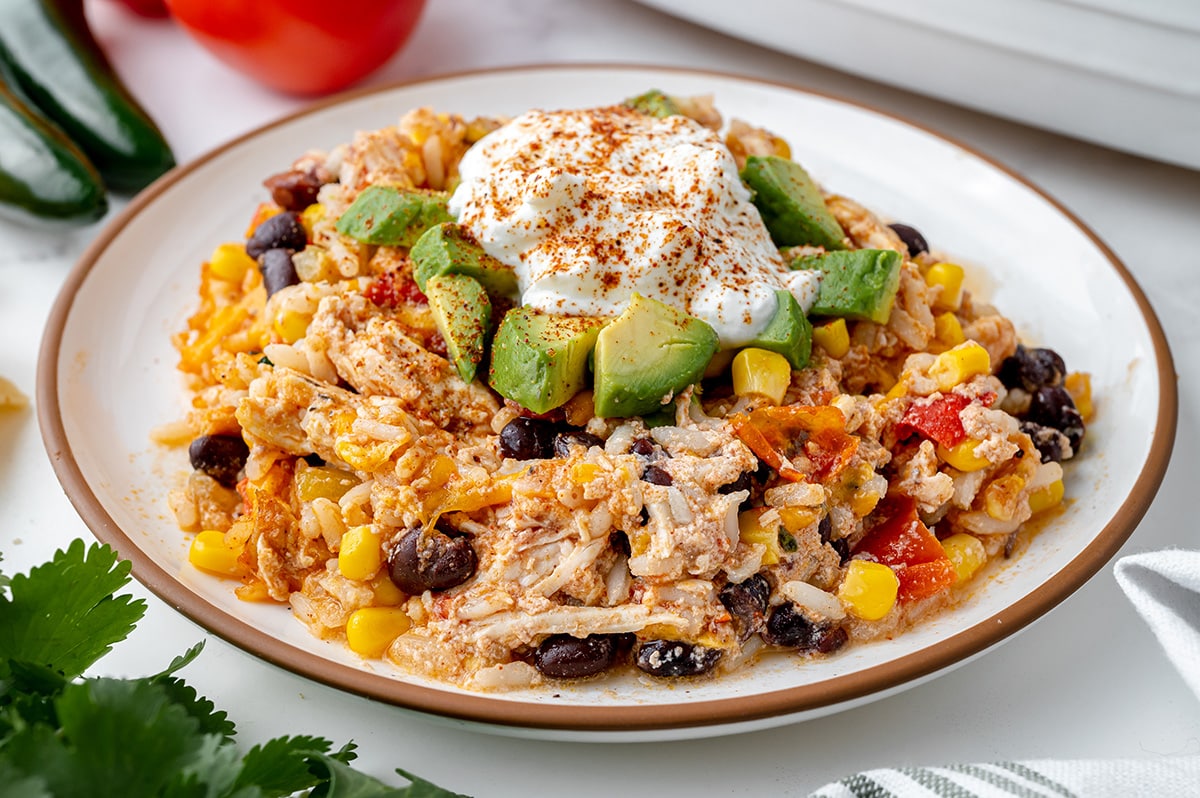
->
(1020, 420, 1067, 463)
(263, 169, 322, 212)
(641, 464, 673, 486)
(246, 211, 307, 259)
(553, 430, 604, 458)
(817, 514, 833, 544)
(499, 417, 558, 460)
(997, 345, 1067, 392)
(302, 452, 325, 467)
(717, 470, 753, 496)
(1027, 385, 1085, 452)
(188, 434, 249, 488)
(387, 526, 477, 594)
(762, 603, 848, 654)
(260, 248, 300, 296)
(635, 640, 722, 678)
(889, 222, 929, 257)
(610, 530, 631, 558)
(630, 437, 658, 458)
(719, 573, 770, 640)
(533, 634, 618, 678)
(829, 536, 851, 565)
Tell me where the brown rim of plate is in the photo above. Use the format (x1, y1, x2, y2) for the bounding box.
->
(37, 63, 1178, 734)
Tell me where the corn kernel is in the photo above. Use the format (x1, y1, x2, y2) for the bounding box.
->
(731, 348, 791, 405)
(295, 465, 360, 502)
(208, 243, 256, 283)
(345, 607, 412, 658)
(940, 533, 988, 583)
(300, 202, 325, 237)
(933, 312, 965, 347)
(739, 509, 781, 565)
(339, 525, 383, 581)
(189, 530, 245, 577)
(235, 580, 275, 602)
(929, 342, 991, 391)
(335, 439, 402, 471)
(837, 560, 899, 620)
(371, 573, 406, 606)
(1065, 371, 1093, 420)
(1029, 478, 1065, 514)
(812, 318, 850, 358)
(571, 462, 603, 485)
(936, 439, 991, 472)
(778, 506, 819, 534)
(426, 454, 458, 490)
(926, 262, 965, 311)
(885, 375, 910, 401)
(984, 474, 1026, 521)
(273, 310, 310, 344)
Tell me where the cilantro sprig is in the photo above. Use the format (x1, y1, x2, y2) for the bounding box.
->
(0, 540, 469, 797)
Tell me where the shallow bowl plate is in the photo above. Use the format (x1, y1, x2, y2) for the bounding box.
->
(38, 65, 1176, 741)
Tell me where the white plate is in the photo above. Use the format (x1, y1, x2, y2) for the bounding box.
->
(38, 65, 1176, 742)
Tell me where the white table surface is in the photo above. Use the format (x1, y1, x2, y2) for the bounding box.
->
(2, 0, 1198, 794)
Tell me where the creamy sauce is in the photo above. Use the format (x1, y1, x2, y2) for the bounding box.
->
(448, 105, 820, 348)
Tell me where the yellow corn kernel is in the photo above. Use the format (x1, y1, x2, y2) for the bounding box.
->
(345, 607, 412, 658)
(926, 262, 965, 311)
(837, 560, 899, 621)
(940, 533, 988, 583)
(778, 506, 819, 535)
(984, 474, 1026, 521)
(208, 243, 256, 283)
(571, 462, 603, 485)
(1029, 478, 1065, 514)
(929, 342, 991, 391)
(273, 310, 310, 344)
(300, 202, 325, 237)
(371, 573, 406, 606)
(739, 509, 781, 566)
(189, 530, 245, 577)
(235, 579, 275, 602)
(936, 439, 991, 472)
(812, 318, 850, 359)
(1065, 371, 1093, 420)
(885, 374, 910, 401)
(338, 525, 383, 581)
(731, 347, 791, 405)
(335, 439, 402, 471)
(934, 312, 965, 347)
(295, 465, 360, 502)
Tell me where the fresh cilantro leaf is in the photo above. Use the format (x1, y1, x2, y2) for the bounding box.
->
(161, 733, 246, 798)
(0, 737, 55, 798)
(307, 755, 472, 798)
(234, 734, 344, 797)
(0, 541, 145, 679)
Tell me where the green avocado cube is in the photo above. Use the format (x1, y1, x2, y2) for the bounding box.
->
(410, 222, 519, 299)
(623, 88, 683, 118)
(592, 293, 719, 419)
(334, 185, 454, 247)
(425, 273, 492, 384)
(741, 155, 846, 250)
(488, 306, 606, 414)
(797, 249, 903, 324)
(748, 290, 813, 370)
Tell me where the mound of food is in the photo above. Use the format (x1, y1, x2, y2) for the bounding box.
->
(165, 92, 1091, 689)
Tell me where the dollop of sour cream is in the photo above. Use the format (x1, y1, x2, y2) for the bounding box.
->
(448, 105, 820, 348)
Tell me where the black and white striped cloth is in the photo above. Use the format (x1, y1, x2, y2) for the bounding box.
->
(810, 551, 1200, 797)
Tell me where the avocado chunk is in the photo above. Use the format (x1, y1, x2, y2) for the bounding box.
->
(748, 290, 813, 369)
(425, 273, 492, 384)
(411, 222, 519, 299)
(593, 294, 719, 418)
(741, 155, 846, 250)
(624, 88, 683, 118)
(796, 249, 903, 324)
(335, 185, 454, 247)
(488, 306, 606, 414)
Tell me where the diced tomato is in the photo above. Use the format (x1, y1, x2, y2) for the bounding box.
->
(730, 405, 858, 483)
(896, 559, 959, 602)
(856, 495, 956, 602)
(364, 270, 426, 308)
(897, 394, 970, 448)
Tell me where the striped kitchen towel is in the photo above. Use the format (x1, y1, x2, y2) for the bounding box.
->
(810, 550, 1200, 797)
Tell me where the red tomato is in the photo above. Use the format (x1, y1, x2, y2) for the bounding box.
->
(108, 0, 171, 18)
(731, 405, 858, 483)
(897, 394, 971, 448)
(164, 0, 428, 95)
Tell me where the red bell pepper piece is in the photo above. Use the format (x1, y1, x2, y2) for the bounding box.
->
(731, 405, 858, 483)
(897, 394, 970, 448)
(856, 495, 956, 602)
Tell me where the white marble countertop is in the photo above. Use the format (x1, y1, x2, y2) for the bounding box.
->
(1, 0, 1198, 794)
